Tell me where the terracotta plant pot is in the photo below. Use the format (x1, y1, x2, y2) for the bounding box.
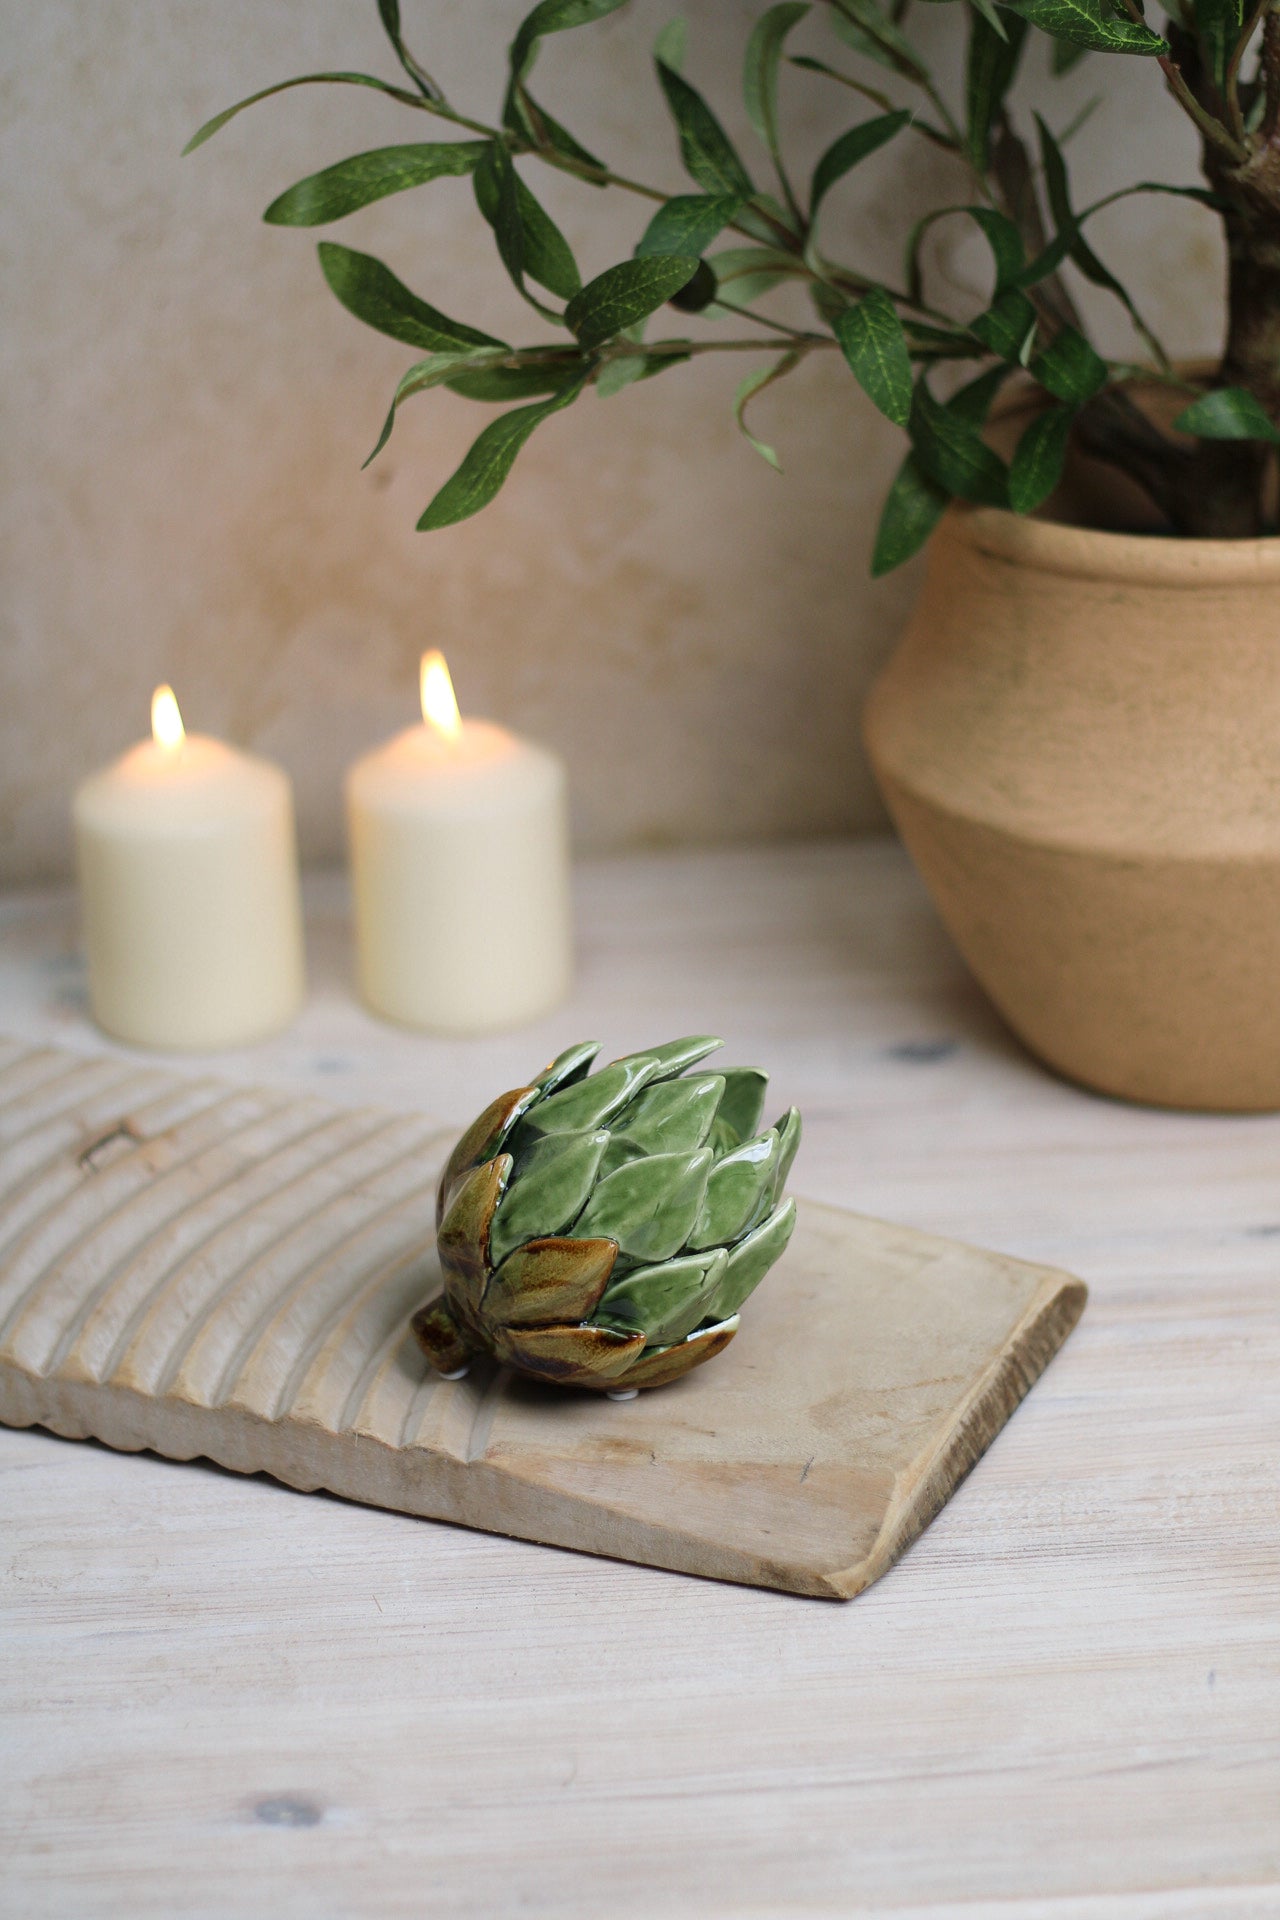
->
(865, 505, 1280, 1111)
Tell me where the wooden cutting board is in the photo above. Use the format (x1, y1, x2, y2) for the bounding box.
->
(0, 1037, 1085, 1599)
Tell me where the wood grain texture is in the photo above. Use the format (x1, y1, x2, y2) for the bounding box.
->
(2, 844, 1277, 1920)
(0, 1039, 1083, 1600)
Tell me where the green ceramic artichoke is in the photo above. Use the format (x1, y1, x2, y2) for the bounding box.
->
(413, 1037, 800, 1393)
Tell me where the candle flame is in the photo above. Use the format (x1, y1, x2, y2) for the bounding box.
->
(151, 685, 186, 752)
(420, 650, 462, 739)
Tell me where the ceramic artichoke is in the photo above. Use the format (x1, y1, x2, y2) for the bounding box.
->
(413, 1037, 800, 1393)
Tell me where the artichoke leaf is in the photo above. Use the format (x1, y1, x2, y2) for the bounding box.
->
(533, 1039, 601, 1096)
(685, 1126, 780, 1251)
(484, 1236, 618, 1328)
(611, 1034, 723, 1081)
(436, 1083, 539, 1224)
(704, 1196, 796, 1321)
(711, 1066, 768, 1148)
(772, 1106, 803, 1202)
(488, 1128, 610, 1267)
(438, 1154, 513, 1309)
(514, 1055, 662, 1144)
(615, 1315, 740, 1390)
(595, 1247, 728, 1344)
(494, 1321, 646, 1384)
(598, 1072, 724, 1176)
(573, 1147, 713, 1262)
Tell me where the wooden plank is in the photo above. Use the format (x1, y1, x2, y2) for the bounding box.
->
(0, 1040, 1083, 1599)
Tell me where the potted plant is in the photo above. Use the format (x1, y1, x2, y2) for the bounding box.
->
(190, 0, 1280, 1111)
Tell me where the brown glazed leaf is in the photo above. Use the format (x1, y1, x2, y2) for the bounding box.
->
(616, 1317, 739, 1390)
(438, 1153, 512, 1315)
(495, 1322, 646, 1386)
(412, 1295, 475, 1375)
(483, 1236, 619, 1328)
(435, 1085, 537, 1226)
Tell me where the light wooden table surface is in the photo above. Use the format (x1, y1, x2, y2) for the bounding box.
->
(2, 839, 1277, 1920)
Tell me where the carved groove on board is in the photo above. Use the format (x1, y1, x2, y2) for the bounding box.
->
(0, 1040, 1088, 1599)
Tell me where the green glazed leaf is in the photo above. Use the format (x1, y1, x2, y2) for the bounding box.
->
(909, 378, 1009, 506)
(318, 241, 506, 353)
(1173, 387, 1280, 442)
(734, 350, 802, 471)
(573, 1148, 714, 1262)
(520, 1056, 663, 1142)
(871, 450, 949, 577)
(599, 1073, 725, 1176)
(183, 73, 424, 156)
(1029, 327, 1107, 403)
(417, 373, 587, 530)
(565, 256, 701, 348)
(998, 0, 1164, 51)
(656, 59, 755, 198)
(489, 1128, 610, 1266)
(635, 193, 744, 259)
(264, 143, 487, 226)
(965, 10, 1026, 168)
(772, 1107, 803, 1201)
(686, 1128, 781, 1251)
(969, 288, 1037, 363)
(534, 1040, 601, 1094)
(612, 1036, 724, 1081)
(744, 4, 811, 157)
(835, 288, 913, 427)
(595, 1248, 727, 1344)
(713, 1068, 768, 1148)
(810, 110, 910, 220)
(1009, 405, 1073, 514)
(474, 142, 582, 300)
(705, 1196, 796, 1320)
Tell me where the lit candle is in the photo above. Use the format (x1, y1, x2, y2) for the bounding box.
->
(73, 686, 305, 1050)
(346, 652, 571, 1034)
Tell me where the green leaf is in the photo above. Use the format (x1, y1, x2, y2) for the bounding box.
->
(182, 73, 425, 155)
(363, 348, 511, 466)
(447, 364, 574, 402)
(871, 449, 949, 575)
(1009, 405, 1073, 513)
(712, 1068, 768, 1148)
(744, 4, 811, 158)
(375, 0, 440, 100)
(417, 373, 588, 530)
(1172, 387, 1280, 442)
(965, 8, 1027, 168)
(903, 318, 987, 361)
(686, 1129, 782, 1251)
(835, 288, 912, 426)
(910, 378, 1009, 505)
(635, 193, 744, 258)
(969, 287, 1037, 362)
(515, 93, 607, 174)
(999, 0, 1164, 52)
(1029, 327, 1107, 403)
(1033, 115, 1152, 349)
(509, 0, 630, 85)
(829, 0, 930, 80)
(810, 109, 911, 220)
(1191, 0, 1236, 90)
(656, 58, 755, 197)
(534, 1040, 601, 1094)
(263, 142, 486, 227)
(317, 241, 506, 352)
(612, 1036, 724, 1080)
(947, 362, 1013, 426)
(654, 18, 688, 69)
(565, 255, 700, 348)
(474, 142, 581, 301)
(598, 1073, 725, 1176)
(709, 245, 796, 309)
(734, 349, 803, 470)
(906, 205, 1024, 308)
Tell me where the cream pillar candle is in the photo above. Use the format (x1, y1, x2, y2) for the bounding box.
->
(73, 686, 305, 1050)
(346, 652, 571, 1034)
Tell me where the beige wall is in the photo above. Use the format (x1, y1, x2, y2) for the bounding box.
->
(1, 0, 1217, 881)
